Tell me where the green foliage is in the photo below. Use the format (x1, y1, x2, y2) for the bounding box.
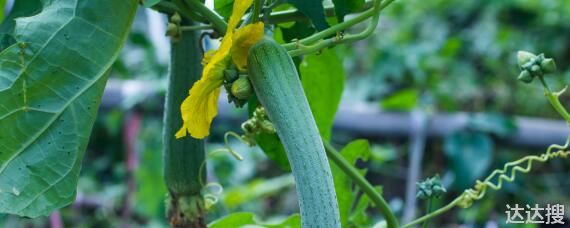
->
(329, 140, 370, 227)
(300, 47, 345, 140)
(332, 0, 365, 22)
(141, 0, 161, 8)
(214, 0, 234, 19)
(209, 212, 301, 228)
(380, 88, 418, 111)
(444, 131, 493, 189)
(0, 0, 138, 217)
(222, 174, 294, 209)
(135, 119, 167, 219)
(286, 0, 329, 31)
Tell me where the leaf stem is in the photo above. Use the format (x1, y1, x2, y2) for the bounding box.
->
(282, 0, 393, 51)
(252, 0, 263, 23)
(180, 24, 215, 31)
(182, 0, 228, 34)
(537, 76, 570, 125)
(421, 198, 433, 228)
(403, 196, 463, 228)
(323, 141, 399, 228)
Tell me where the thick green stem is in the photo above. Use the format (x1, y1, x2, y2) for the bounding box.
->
(163, 19, 206, 228)
(323, 141, 399, 228)
(252, 0, 263, 23)
(183, 0, 228, 34)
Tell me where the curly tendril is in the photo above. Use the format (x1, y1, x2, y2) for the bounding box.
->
(458, 137, 570, 208)
(403, 137, 570, 228)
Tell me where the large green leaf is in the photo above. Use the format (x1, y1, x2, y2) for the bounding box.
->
(300, 47, 345, 140)
(332, 0, 365, 22)
(330, 140, 370, 227)
(0, 0, 42, 51)
(0, 0, 138, 217)
(286, 0, 329, 31)
(214, 0, 234, 20)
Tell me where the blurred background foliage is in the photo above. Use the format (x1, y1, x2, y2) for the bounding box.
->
(1, 0, 570, 227)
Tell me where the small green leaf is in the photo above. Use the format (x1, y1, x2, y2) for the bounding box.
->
(223, 174, 294, 209)
(286, 0, 329, 31)
(380, 88, 419, 111)
(330, 140, 371, 227)
(214, 0, 234, 19)
(444, 131, 493, 189)
(332, 0, 365, 22)
(0, 0, 138, 217)
(209, 212, 301, 228)
(300, 47, 345, 140)
(141, 0, 161, 7)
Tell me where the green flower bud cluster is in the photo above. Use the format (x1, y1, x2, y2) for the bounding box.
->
(517, 51, 556, 83)
(223, 67, 253, 107)
(416, 175, 447, 200)
(239, 107, 276, 146)
(166, 13, 182, 42)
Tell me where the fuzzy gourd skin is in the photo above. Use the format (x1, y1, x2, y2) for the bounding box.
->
(163, 21, 206, 227)
(248, 38, 341, 227)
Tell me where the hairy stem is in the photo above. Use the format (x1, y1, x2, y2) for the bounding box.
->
(323, 141, 399, 228)
(163, 19, 207, 227)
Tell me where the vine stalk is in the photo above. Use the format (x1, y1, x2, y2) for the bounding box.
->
(323, 141, 399, 228)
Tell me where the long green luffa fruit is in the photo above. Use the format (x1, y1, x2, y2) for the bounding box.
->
(247, 38, 341, 227)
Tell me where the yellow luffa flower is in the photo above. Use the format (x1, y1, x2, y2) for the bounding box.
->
(176, 0, 264, 139)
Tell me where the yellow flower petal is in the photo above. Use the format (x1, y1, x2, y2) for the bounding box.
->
(232, 22, 265, 71)
(227, 0, 254, 31)
(202, 50, 217, 65)
(177, 0, 255, 139)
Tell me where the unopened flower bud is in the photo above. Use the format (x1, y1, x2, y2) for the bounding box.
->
(166, 23, 178, 37)
(171, 13, 182, 24)
(540, 58, 556, 74)
(517, 70, 533, 83)
(231, 76, 253, 100)
(517, 51, 536, 67)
